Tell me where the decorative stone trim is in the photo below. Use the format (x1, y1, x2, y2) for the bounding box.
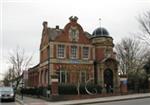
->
(120, 78, 127, 81)
(51, 79, 58, 82)
(40, 44, 49, 51)
(40, 61, 48, 67)
(51, 42, 94, 48)
(50, 58, 93, 64)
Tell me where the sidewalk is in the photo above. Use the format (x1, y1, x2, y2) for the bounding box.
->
(16, 95, 48, 105)
(16, 93, 150, 105)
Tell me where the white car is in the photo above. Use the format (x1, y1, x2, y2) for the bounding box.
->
(0, 87, 15, 101)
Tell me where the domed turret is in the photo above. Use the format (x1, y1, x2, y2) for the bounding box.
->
(91, 27, 113, 45)
(92, 27, 109, 37)
(91, 26, 114, 62)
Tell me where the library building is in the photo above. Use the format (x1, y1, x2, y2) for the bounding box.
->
(28, 16, 120, 95)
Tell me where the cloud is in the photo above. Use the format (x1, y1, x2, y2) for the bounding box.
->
(1, 0, 150, 80)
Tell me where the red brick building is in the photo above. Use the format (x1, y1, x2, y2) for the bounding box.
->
(28, 64, 39, 87)
(28, 16, 119, 93)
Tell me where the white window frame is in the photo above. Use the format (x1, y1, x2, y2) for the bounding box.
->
(82, 47, 89, 59)
(70, 45, 77, 59)
(57, 44, 65, 58)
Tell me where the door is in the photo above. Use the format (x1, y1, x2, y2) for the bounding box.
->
(104, 69, 113, 93)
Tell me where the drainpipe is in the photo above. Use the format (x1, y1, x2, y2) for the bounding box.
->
(94, 60, 98, 85)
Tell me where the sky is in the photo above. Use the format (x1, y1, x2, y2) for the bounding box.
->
(0, 0, 150, 80)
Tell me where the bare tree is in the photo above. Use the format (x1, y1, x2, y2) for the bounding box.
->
(144, 56, 150, 75)
(3, 67, 17, 86)
(5, 47, 33, 90)
(3, 68, 12, 86)
(115, 37, 147, 75)
(115, 37, 149, 92)
(137, 11, 150, 46)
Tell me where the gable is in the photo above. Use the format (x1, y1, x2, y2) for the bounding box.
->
(40, 17, 92, 49)
(54, 21, 91, 44)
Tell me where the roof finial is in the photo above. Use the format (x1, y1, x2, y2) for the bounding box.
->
(69, 16, 78, 22)
(99, 18, 101, 27)
(99, 18, 103, 35)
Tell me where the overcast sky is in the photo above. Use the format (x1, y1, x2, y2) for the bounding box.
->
(0, 0, 150, 80)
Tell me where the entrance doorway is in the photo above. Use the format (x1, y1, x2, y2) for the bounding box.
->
(104, 69, 113, 93)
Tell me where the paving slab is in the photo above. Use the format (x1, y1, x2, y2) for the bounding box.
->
(16, 93, 150, 105)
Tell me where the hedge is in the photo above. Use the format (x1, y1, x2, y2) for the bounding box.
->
(22, 87, 49, 96)
(58, 84, 102, 95)
(21, 84, 102, 96)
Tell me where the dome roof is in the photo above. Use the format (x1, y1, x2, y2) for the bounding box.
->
(92, 27, 109, 36)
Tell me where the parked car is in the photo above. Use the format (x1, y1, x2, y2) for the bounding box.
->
(0, 87, 15, 101)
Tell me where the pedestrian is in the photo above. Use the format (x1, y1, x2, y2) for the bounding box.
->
(102, 85, 107, 94)
(109, 85, 113, 93)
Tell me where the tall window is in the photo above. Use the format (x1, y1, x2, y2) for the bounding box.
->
(83, 47, 89, 59)
(71, 46, 77, 59)
(59, 71, 69, 83)
(57, 45, 65, 58)
(80, 71, 86, 83)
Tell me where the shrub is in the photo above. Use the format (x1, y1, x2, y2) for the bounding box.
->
(58, 84, 77, 95)
(80, 84, 102, 94)
(22, 86, 50, 96)
(21, 84, 102, 96)
(58, 84, 102, 95)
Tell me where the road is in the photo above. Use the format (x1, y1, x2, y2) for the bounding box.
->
(0, 101, 19, 105)
(88, 98, 150, 105)
(1, 97, 149, 105)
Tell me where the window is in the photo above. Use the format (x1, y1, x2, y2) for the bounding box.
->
(83, 47, 89, 59)
(59, 71, 69, 83)
(80, 71, 86, 83)
(71, 46, 77, 59)
(57, 45, 65, 58)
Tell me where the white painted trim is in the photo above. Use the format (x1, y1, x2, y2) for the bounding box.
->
(51, 79, 58, 82)
(69, 45, 79, 59)
(82, 46, 90, 60)
(120, 78, 127, 81)
(50, 42, 94, 48)
(56, 44, 66, 59)
(40, 45, 49, 51)
(40, 61, 48, 67)
(49, 58, 93, 64)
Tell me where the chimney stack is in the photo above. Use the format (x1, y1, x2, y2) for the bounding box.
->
(43, 21, 48, 29)
(56, 25, 59, 29)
